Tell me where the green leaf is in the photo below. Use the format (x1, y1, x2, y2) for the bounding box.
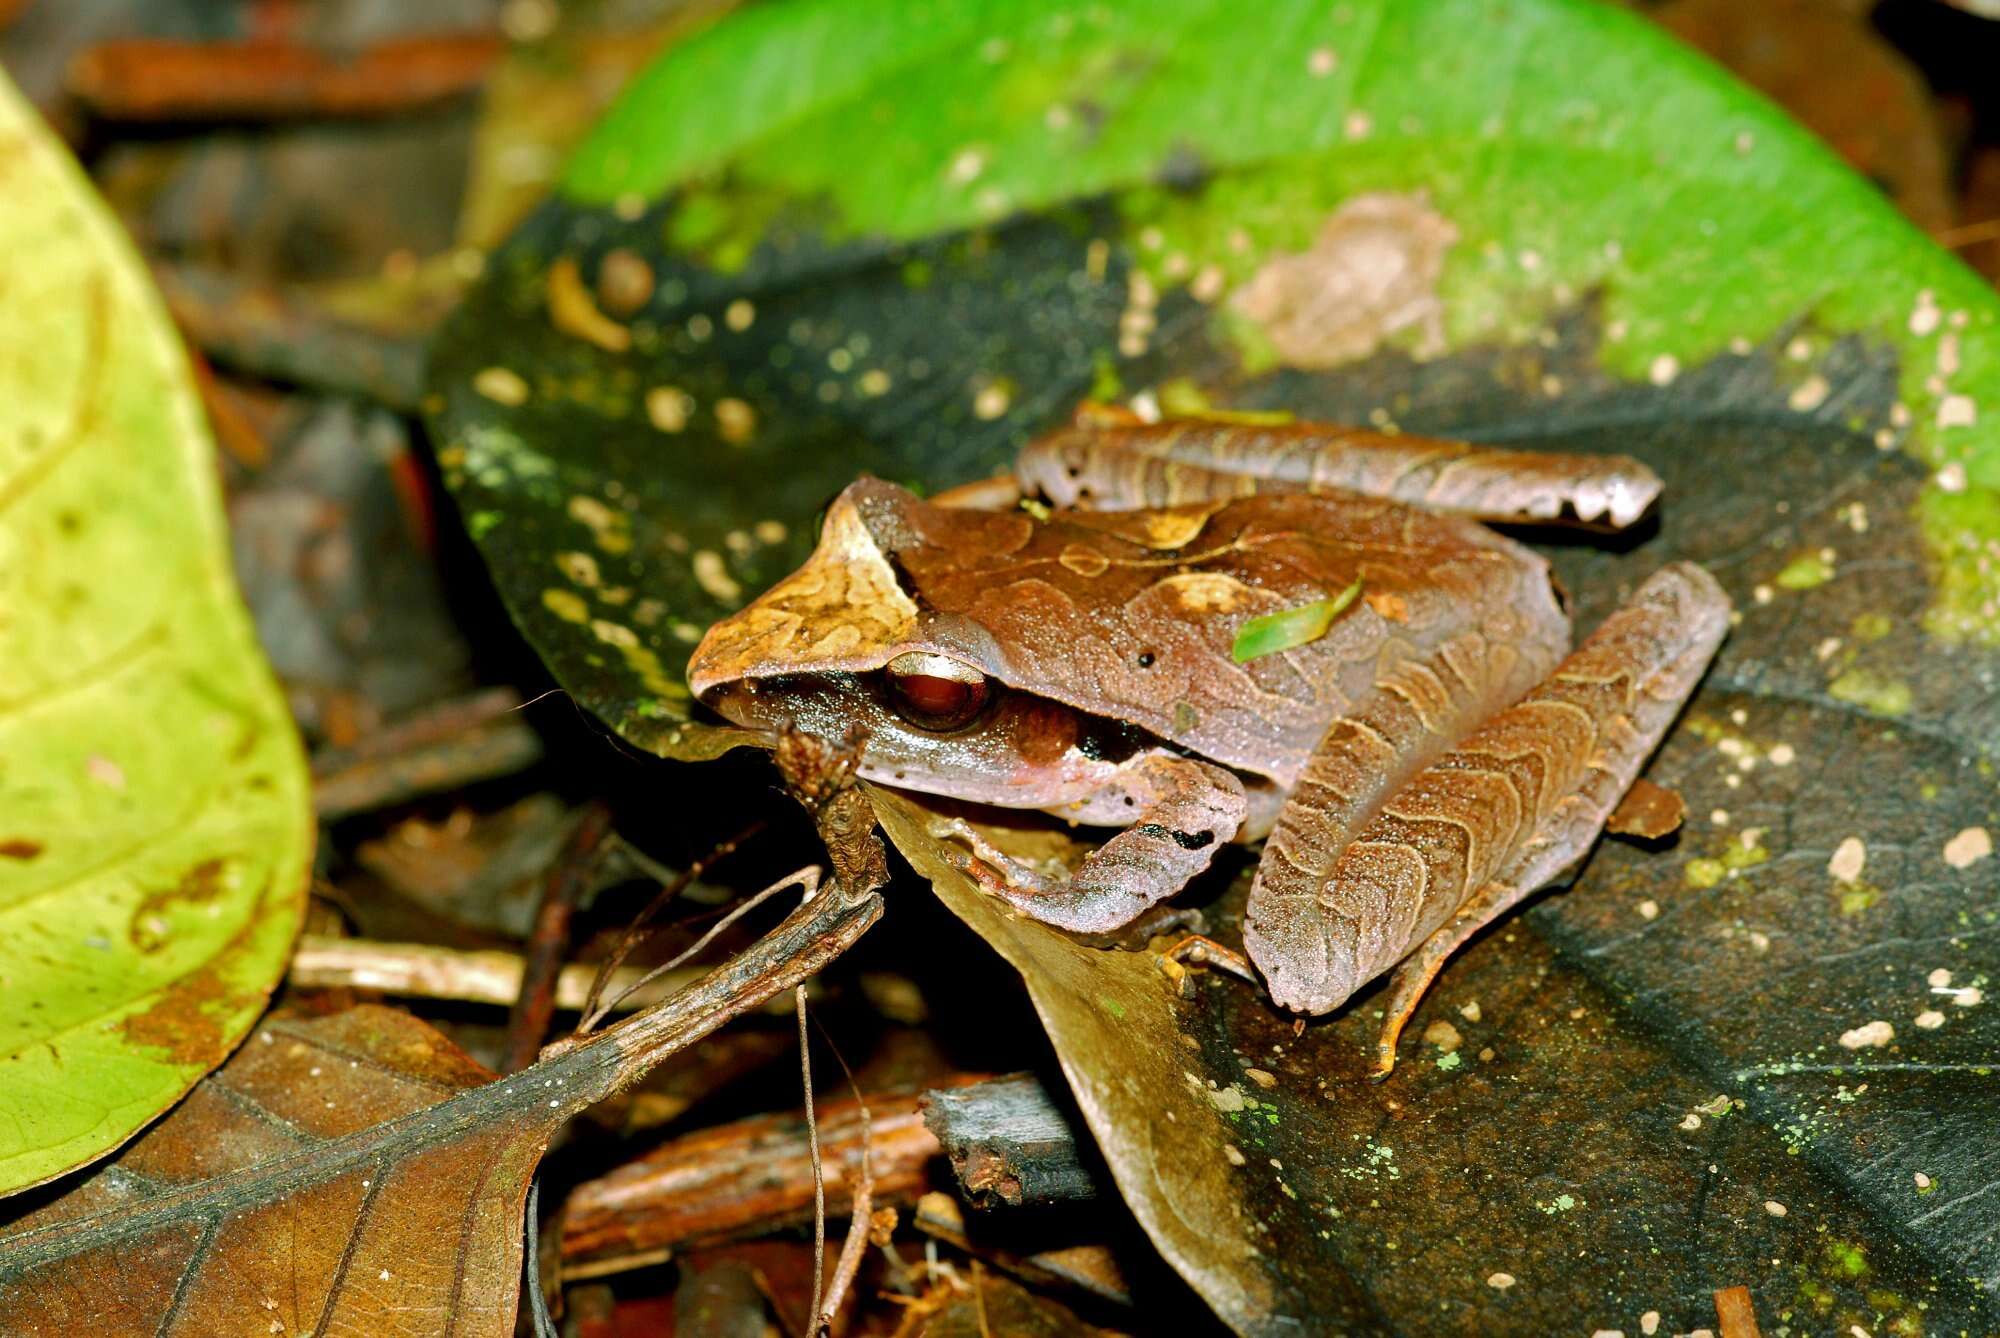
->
(0, 73, 312, 1196)
(1230, 580, 1362, 663)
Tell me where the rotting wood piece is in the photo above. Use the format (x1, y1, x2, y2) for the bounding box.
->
(921, 1073, 1098, 1208)
(310, 687, 544, 817)
(155, 262, 431, 412)
(1714, 1284, 1764, 1338)
(559, 1086, 955, 1280)
(68, 34, 504, 121)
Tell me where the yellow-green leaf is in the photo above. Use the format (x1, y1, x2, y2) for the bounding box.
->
(1230, 580, 1363, 663)
(0, 72, 312, 1197)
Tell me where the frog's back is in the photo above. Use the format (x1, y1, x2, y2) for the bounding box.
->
(875, 482, 1569, 787)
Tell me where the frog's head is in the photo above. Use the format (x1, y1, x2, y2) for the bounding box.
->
(687, 479, 1151, 808)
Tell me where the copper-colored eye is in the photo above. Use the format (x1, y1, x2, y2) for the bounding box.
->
(885, 653, 992, 730)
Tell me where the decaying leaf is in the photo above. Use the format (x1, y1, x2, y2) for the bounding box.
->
(0, 69, 313, 1195)
(0, 884, 882, 1334)
(1605, 776, 1686, 839)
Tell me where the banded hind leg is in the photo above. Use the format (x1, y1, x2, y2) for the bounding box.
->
(1247, 562, 1730, 1075)
(1000, 404, 1663, 529)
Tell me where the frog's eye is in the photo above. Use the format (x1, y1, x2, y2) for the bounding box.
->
(884, 652, 992, 730)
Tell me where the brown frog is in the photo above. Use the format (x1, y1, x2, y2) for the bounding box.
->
(688, 408, 1730, 1072)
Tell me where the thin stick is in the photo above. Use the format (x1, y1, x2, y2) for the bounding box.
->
(1935, 217, 2000, 250)
(811, 1014, 876, 1335)
(286, 935, 738, 1014)
(309, 687, 541, 817)
(504, 803, 614, 1072)
(584, 816, 768, 1024)
(972, 1259, 992, 1337)
(800, 986, 827, 1328)
(68, 33, 504, 121)
(582, 864, 806, 1033)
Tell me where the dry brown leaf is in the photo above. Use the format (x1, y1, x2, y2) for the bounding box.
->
(0, 884, 880, 1335)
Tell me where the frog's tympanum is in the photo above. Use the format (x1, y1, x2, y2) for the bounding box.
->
(689, 409, 1730, 1072)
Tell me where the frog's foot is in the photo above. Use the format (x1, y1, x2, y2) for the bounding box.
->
(926, 816, 1058, 897)
(1161, 933, 1259, 984)
(1368, 877, 1522, 1079)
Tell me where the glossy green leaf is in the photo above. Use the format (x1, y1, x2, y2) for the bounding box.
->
(0, 73, 313, 1196)
(1230, 580, 1362, 663)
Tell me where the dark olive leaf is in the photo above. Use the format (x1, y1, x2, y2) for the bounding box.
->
(423, 0, 2000, 1331)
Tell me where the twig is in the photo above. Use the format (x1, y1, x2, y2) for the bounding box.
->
(286, 934, 759, 1014)
(1936, 217, 2000, 250)
(154, 261, 430, 412)
(800, 986, 828, 1328)
(576, 822, 764, 1028)
(557, 1085, 958, 1278)
(972, 1260, 992, 1338)
(812, 1016, 876, 1336)
(581, 864, 802, 1033)
(310, 688, 543, 818)
(189, 355, 270, 469)
(920, 1074, 1097, 1207)
(818, 1172, 871, 1335)
(504, 803, 615, 1072)
(68, 33, 504, 121)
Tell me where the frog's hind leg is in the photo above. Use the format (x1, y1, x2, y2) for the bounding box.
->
(1018, 411, 1661, 529)
(1256, 563, 1730, 1074)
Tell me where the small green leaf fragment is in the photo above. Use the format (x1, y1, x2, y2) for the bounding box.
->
(1435, 1051, 1462, 1072)
(1827, 670, 1913, 717)
(1684, 857, 1726, 889)
(1232, 580, 1363, 663)
(1774, 554, 1834, 590)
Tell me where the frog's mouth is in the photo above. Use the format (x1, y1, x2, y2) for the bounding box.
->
(697, 662, 1162, 811)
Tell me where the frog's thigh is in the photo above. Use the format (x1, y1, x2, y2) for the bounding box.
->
(1244, 626, 1560, 1014)
(1255, 563, 1731, 1046)
(1018, 414, 1661, 527)
(991, 754, 1247, 934)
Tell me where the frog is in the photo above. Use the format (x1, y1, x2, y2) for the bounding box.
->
(687, 407, 1731, 1073)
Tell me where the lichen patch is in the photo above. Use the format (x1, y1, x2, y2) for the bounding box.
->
(1944, 826, 1992, 869)
(1838, 1020, 1894, 1049)
(1828, 837, 1866, 884)
(1229, 192, 1456, 370)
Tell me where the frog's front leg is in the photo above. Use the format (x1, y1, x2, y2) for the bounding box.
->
(939, 753, 1247, 933)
